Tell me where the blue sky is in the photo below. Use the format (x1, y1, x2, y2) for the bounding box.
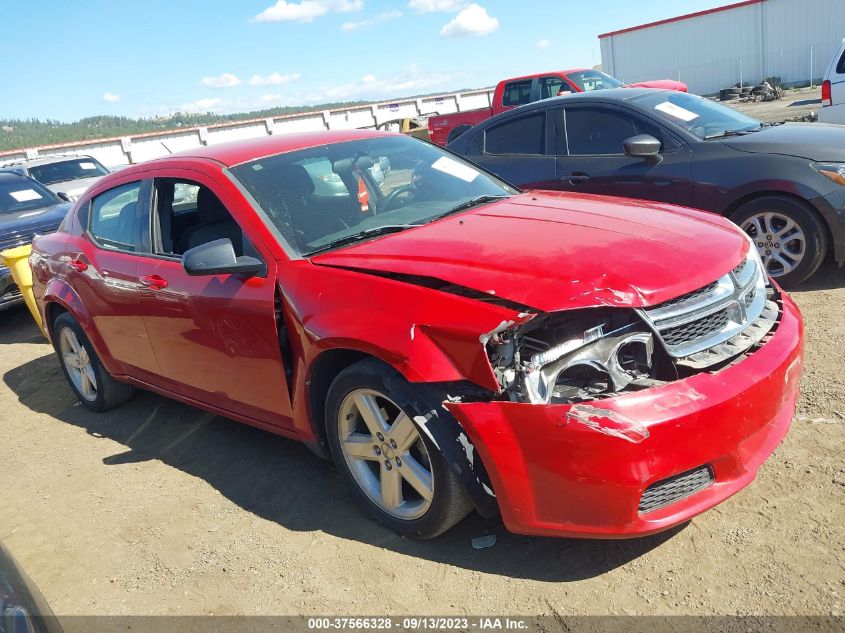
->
(1, 0, 732, 121)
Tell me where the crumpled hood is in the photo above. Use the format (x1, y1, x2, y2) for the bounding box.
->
(720, 123, 845, 161)
(311, 192, 747, 312)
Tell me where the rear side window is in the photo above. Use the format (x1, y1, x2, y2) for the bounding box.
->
(484, 113, 546, 155)
(89, 182, 145, 252)
(837, 49, 845, 74)
(565, 108, 639, 155)
(501, 80, 532, 107)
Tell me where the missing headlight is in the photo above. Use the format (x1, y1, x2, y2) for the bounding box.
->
(486, 310, 668, 404)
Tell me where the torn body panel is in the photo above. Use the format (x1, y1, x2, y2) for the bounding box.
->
(445, 294, 802, 538)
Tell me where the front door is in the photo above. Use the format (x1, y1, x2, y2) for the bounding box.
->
(137, 173, 293, 427)
(554, 105, 694, 206)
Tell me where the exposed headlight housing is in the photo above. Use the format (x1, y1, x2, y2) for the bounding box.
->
(486, 310, 657, 405)
(810, 162, 845, 187)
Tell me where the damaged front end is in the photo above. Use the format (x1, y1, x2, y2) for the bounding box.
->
(484, 245, 780, 405)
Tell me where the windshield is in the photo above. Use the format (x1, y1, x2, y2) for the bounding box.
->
(565, 70, 623, 91)
(229, 135, 517, 257)
(0, 177, 59, 215)
(633, 91, 761, 139)
(28, 157, 109, 185)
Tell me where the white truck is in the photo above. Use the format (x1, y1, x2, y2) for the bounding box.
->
(819, 38, 845, 124)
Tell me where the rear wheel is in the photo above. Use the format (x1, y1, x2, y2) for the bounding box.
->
(53, 312, 135, 412)
(325, 359, 472, 538)
(732, 195, 828, 286)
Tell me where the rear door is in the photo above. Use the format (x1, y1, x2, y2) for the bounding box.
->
(67, 180, 160, 376)
(553, 103, 693, 205)
(468, 109, 557, 189)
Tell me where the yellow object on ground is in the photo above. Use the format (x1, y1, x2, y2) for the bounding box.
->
(1, 244, 44, 333)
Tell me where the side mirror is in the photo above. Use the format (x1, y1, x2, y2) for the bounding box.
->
(56, 192, 71, 202)
(623, 134, 662, 161)
(182, 238, 263, 277)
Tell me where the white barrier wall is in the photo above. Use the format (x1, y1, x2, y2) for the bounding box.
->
(0, 87, 494, 168)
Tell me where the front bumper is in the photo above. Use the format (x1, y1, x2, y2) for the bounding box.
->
(447, 294, 803, 538)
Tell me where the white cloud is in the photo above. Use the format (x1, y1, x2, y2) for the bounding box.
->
(201, 72, 242, 88)
(252, 0, 362, 23)
(341, 9, 402, 30)
(181, 98, 222, 112)
(362, 74, 377, 83)
(440, 3, 498, 37)
(102, 92, 120, 102)
(408, 0, 463, 12)
(302, 66, 455, 104)
(536, 38, 550, 49)
(248, 71, 302, 86)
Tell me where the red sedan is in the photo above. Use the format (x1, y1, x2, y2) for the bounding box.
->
(30, 130, 802, 539)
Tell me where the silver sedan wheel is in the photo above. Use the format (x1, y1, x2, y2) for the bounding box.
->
(337, 388, 434, 520)
(741, 211, 806, 278)
(59, 327, 97, 402)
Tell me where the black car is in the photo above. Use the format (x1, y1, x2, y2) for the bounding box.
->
(0, 541, 64, 633)
(447, 88, 845, 286)
(0, 172, 70, 309)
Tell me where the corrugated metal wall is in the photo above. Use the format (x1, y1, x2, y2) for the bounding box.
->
(600, 0, 845, 95)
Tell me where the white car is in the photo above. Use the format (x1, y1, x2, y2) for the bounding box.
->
(819, 38, 845, 124)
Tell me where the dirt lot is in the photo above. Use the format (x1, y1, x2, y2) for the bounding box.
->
(0, 266, 843, 618)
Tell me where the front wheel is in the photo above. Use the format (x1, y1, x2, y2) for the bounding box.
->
(325, 359, 472, 539)
(732, 196, 828, 287)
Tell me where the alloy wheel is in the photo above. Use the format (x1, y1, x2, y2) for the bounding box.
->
(741, 211, 806, 278)
(59, 327, 97, 402)
(337, 388, 434, 520)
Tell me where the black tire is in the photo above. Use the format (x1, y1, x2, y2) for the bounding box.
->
(446, 124, 472, 145)
(725, 87, 742, 95)
(325, 358, 472, 539)
(721, 93, 740, 101)
(52, 312, 136, 412)
(751, 85, 766, 95)
(731, 195, 828, 287)
(741, 86, 753, 94)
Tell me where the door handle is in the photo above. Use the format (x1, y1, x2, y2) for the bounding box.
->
(68, 259, 88, 272)
(139, 274, 168, 290)
(568, 173, 590, 184)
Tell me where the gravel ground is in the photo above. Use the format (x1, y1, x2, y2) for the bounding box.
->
(0, 265, 843, 618)
(722, 86, 823, 123)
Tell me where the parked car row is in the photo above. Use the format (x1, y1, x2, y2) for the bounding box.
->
(0, 154, 110, 202)
(426, 69, 687, 146)
(447, 87, 845, 286)
(30, 128, 803, 540)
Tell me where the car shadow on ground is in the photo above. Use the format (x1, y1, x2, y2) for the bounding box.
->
(786, 262, 844, 294)
(0, 306, 48, 346)
(2, 340, 684, 582)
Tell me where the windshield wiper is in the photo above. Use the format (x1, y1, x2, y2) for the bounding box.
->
(704, 128, 756, 139)
(305, 224, 417, 256)
(421, 195, 510, 224)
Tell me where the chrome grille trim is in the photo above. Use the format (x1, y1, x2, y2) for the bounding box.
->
(637, 254, 772, 362)
(639, 465, 714, 513)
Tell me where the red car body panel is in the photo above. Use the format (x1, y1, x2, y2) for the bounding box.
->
(312, 191, 745, 312)
(428, 70, 688, 146)
(29, 131, 803, 538)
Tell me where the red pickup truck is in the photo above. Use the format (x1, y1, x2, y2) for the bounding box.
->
(429, 69, 687, 146)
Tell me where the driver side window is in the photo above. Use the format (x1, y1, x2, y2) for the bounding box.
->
(152, 179, 246, 257)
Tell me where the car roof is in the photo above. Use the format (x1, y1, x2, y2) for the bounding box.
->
(155, 128, 393, 168)
(0, 170, 34, 182)
(501, 68, 594, 83)
(12, 155, 94, 167)
(549, 87, 670, 102)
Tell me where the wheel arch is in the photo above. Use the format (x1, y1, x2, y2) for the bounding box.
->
(305, 348, 500, 518)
